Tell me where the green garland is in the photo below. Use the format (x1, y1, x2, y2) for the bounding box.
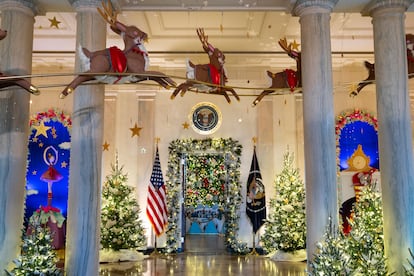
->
(185, 154, 226, 208)
(165, 138, 248, 254)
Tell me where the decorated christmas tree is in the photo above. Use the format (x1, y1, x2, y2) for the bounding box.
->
(308, 218, 351, 274)
(100, 156, 146, 261)
(262, 151, 306, 256)
(405, 249, 414, 275)
(345, 182, 388, 274)
(6, 215, 62, 275)
(310, 182, 389, 275)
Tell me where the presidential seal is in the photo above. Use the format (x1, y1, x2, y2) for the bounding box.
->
(190, 102, 222, 135)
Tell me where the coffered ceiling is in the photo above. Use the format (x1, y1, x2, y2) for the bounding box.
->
(30, 1, 414, 63)
(22, 0, 414, 102)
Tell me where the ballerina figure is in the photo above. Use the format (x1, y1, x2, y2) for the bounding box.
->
(40, 146, 63, 206)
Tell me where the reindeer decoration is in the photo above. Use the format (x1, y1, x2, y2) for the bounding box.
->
(59, 1, 176, 99)
(251, 38, 301, 107)
(0, 28, 39, 95)
(350, 33, 414, 97)
(170, 28, 239, 104)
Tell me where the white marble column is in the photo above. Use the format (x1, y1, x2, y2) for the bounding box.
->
(64, 1, 106, 275)
(0, 1, 35, 272)
(363, 1, 414, 274)
(292, 0, 338, 264)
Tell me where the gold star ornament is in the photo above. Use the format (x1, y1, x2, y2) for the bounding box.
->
(130, 123, 142, 137)
(102, 141, 110, 151)
(33, 121, 51, 138)
(182, 122, 189, 129)
(49, 16, 61, 29)
(291, 40, 300, 51)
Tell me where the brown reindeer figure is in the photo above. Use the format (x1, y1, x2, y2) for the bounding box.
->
(350, 33, 414, 97)
(252, 38, 301, 107)
(170, 28, 239, 103)
(0, 28, 39, 95)
(60, 1, 176, 99)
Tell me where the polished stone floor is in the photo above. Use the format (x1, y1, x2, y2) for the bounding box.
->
(99, 253, 307, 276)
(98, 235, 307, 276)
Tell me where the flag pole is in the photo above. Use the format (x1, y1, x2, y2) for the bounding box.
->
(150, 229, 161, 256)
(248, 232, 259, 256)
(150, 137, 162, 257)
(248, 137, 260, 256)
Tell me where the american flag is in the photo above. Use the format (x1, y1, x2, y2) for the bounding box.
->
(146, 146, 168, 236)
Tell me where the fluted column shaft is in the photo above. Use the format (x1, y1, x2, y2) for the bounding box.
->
(0, 1, 35, 273)
(64, 1, 106, 275)
(293, 0, 338, 266)
(363, 0, 414, 273)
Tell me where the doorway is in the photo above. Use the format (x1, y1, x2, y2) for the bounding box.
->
(181, 152, 229, 253)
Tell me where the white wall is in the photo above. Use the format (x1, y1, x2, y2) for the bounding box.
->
(28, 59, 386, 247)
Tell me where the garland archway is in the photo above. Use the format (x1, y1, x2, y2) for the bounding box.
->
(165, 138, 248, 254)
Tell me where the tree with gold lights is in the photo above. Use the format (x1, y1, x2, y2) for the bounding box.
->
(261, 151, 306, 256)
(6, 215, 63, 275)
(100, 156, 145, 254)
(309, 182, 390, 275)
(345, 182, 388, 274)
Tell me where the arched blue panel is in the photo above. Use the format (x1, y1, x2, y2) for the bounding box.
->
(25, 110, 71, 222)
(338, 121, 379, 171)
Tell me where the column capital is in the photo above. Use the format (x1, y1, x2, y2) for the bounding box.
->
(362, 0, 414, 16)
(293, 0, 339, 17)
(70, 0, 121, 11)
(0, 0, 36, 16)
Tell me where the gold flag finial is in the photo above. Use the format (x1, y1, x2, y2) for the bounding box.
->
(252, 137, 257, 145)
(155, 137, 160, 144)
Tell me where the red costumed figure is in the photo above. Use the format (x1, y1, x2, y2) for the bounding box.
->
(40, 146, 63, 206)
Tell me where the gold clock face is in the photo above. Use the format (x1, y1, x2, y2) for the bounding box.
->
(352, 156, 367, 170)
(346, 144, 371, 171)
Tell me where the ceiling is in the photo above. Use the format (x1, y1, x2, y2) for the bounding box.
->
(30, 0, 414, 55)
(26, 0, 414, 104)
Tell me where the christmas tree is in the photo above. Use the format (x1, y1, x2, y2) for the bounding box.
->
(405, 249, 414, 275)
(310, 182, 390, 275)
(6, 215, 62, 275)
(345, 182, 388, 274)
(308, 218, 351, 274)
(261, 151, 306, 254)
(100, 157, 146, 253)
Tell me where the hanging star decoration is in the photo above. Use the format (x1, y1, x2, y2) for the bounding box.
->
(49, 16, 61, 29)
(182, 122, 189, 129)
(33, 121, 51, 138)
(130, 123, 142, 137)
(349, 83, 359, 94)
(291, 40, 300, 51)
(102, 141, 110, 151)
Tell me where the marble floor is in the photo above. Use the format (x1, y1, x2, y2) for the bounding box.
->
(98, 235, 308, 276)
(99, 253, 307, 276)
